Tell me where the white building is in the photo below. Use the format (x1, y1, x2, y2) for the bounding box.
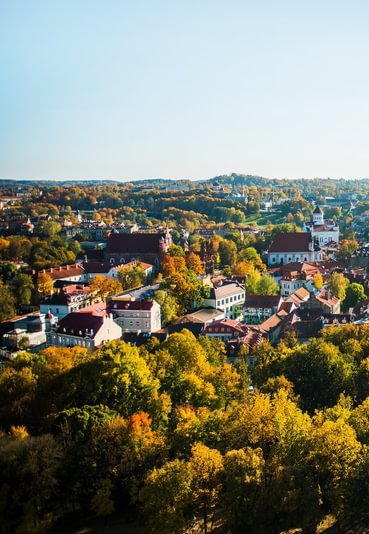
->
(203, 282, 245, 320)
(47, 311, 122, 350)
(303, 206, 339, 246)
(108, 299, 161, 333)
(267, 232, 323, 267)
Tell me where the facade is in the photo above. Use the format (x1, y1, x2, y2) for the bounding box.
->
(303, 206, 339, 245)
(108, 299, 161, 333)
(243, 295, 283, 324)
(204, 282, 246, 320)
(40, 285, 100, 319)
(47, 311, 122, 349)
(267, 232, 323, 267)
(104, 229, 172, 270)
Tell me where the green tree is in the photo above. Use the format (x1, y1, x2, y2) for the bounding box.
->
(327, 272, 349, 302)
(118, 265, 146, 290)
(14, 273, 34, 306)
(343, 282, 366, 311)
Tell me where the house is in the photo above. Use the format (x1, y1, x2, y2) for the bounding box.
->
(258, 308, 297, 345)
(243, 294, 283, 324)
(203, 318, 248, 341)
(275, 262, 321, 297)
(37, 264, 85, 285)
(108, 299, 161, 334)
(0, 313, 49, 355)
(267, 232, 323, 267)
(104, 228, 172, 270)
(47, 310, 122, 349)
(303, 289, 340, 314)
(40, 285, 99, 319)
(169, 308, 225, 335)
(303, 206, 339, 245)
(203, 281, 246, 320)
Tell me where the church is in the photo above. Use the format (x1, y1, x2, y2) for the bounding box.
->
(303, 205, 339, 246)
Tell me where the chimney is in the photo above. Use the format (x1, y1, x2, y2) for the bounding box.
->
(67, 265, 70, 271)
(50, 267, 53, 273)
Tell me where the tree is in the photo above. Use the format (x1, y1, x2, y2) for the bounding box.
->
(14, 273, 34, 306)
(189, 443, 223, 534)
(256, 274, 280, 296)
(327, 272, 349, 302)
(89, 275, 122, 299)
(37, 273, 54, 298)
(0, 280, 17, 321)
(343, 282, 366, 311)
(91, 479, 115, 519)
(139, 459, 192, 533)
(218, 239, 237, 267)
(0, 261, 18, 281)
(336, 239, 359, 262)
(118, 265, 146, 290)
(38, 220, 62, 238)
(313, 273, 323, 290)
(238, 247, 266, 271)
(154, 289, 179, 325)
(186, 252, 204, 275)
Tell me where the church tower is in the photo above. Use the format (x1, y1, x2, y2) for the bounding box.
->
(312, 205, 324, 226)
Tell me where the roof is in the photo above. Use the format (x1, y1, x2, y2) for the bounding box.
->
(105, 233, 166, 254)
(83, 261, 112, 274)
(269, 233, 312, 253)
(210, 282, 245, 299)
(313, 205, 323, 214)
(204, 318, 247, 335)
(109, 300, 156, 311)
(57, 312, 104, 338)
(244, 294, 281, 309)
(186, 308, 224, 323)
(38, 263, 85, 281)
(316, 289, 340, 306)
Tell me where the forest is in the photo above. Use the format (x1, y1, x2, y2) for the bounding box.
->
(2, 324, 369, 533)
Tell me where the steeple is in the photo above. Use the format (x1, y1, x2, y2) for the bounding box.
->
(312, 205, 324, 226)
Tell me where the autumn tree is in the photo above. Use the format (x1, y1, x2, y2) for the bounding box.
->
(327, 272, 349, 302)
(186, 252, 204, 275)
(89, 275, 122, 299)
(118, 265, 146, 290)
(37, 273, 54, 298)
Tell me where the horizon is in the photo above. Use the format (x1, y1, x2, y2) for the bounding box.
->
(2, 1, 369, 180)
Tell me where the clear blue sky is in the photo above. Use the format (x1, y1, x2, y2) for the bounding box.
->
(1, 0, 369, 181)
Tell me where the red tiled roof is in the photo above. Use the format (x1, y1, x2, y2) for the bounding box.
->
(269, 233, 312, 253)
(105, 233, 166, 254)
(37, 263, 84, 281)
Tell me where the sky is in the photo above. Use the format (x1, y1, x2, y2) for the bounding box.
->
(1, 0, 369, 181)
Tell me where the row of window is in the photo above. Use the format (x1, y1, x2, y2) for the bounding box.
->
(216, 293, 244, 307)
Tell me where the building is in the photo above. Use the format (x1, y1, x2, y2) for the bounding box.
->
(267, 232, 323, 267)
(303, 206, 339, 246)
(243, 294, 283, 324)
(203, 281, 246, 320)
(108, 299, 161, 334)
(303, 289, 341, 314)
(37, 264, 85, 285)
(104, 228, 172, 270)
(47, 310, 122, 349)
(40, 285, 99, 319)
